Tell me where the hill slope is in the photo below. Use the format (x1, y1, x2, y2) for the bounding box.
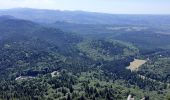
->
(0, 16, 170, 99)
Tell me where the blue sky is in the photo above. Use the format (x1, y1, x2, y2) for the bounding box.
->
(0, 0, 170, 14)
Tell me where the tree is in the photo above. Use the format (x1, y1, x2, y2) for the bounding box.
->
(67, 93, 72, 100)
(79, 95, 86, 100)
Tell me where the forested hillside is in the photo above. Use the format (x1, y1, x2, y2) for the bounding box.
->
(0, 9, 170, 100)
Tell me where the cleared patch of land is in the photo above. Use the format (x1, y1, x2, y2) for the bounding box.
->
(127, 59, 147, 71)
(51, 71, 60, 77)
(15, 76, 35, 81)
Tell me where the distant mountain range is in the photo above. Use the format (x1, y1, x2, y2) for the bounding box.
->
(0, 8, 170, 25)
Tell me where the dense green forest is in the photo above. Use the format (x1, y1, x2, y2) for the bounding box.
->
(0, 9, 170, 100)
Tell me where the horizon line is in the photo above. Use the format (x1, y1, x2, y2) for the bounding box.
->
(0, 7, 170, 16)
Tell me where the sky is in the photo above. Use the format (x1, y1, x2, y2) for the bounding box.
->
(0, 0, 170, 14)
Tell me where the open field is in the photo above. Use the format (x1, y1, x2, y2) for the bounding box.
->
(127, 59, 147, 71)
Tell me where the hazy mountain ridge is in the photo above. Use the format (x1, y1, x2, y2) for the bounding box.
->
(1, 8, 170, 25)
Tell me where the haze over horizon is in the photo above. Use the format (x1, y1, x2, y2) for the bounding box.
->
(0, 0, 170, 14)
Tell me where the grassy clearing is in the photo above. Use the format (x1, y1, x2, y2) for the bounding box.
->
(127, 59, 147, 71)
